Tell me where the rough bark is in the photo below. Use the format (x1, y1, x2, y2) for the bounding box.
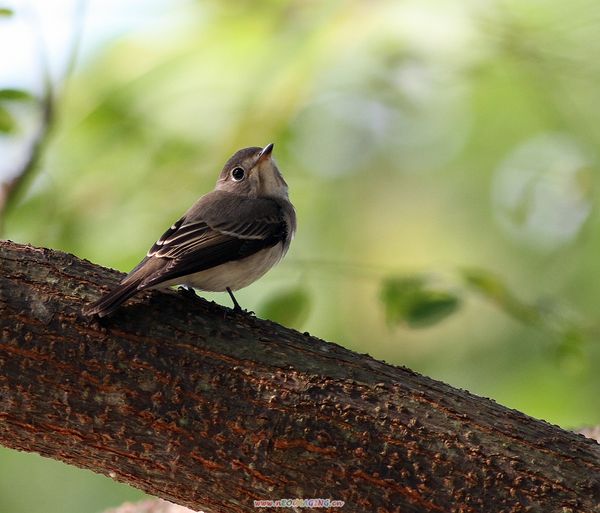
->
(0, 239, 599, 513)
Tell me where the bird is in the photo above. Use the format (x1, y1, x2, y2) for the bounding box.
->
(84, 143, 296, 318)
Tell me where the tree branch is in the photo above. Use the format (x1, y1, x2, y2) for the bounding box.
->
(0, 240, 599, 513)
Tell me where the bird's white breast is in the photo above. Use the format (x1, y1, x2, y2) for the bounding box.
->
(158, 243, 287, 292)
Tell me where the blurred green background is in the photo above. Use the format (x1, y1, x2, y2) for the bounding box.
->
(2, 0, 600, 512)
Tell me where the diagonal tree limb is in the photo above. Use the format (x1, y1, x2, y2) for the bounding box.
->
(0, 239, 599, 513)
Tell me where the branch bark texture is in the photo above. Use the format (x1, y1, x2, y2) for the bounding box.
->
(0, 240, 599, 513)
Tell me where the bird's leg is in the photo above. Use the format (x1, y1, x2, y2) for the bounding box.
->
(226, 287, 243, 312)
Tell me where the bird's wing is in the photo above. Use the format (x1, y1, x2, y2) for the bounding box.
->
(133, 194, 288, 289)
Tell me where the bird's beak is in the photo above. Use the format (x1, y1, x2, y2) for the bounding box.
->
(257, 143, 274, 164)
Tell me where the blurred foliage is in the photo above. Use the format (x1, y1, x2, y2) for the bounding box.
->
(258, 285, 311, 327)
(0, 87, 35, 133)
(0, 104, 16, 133)
(461, 267, 587, 358)
(0, 449, 145, 513)
(0, 88, 33, 101)
(3, 0, 600, 512)
(380, 275, 460, 328)
(0, 88, 28, 133)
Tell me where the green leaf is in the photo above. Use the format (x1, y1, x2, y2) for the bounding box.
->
(461, 268, 503, 297)
(0, 7, 13, 17)
(407, 291, 461, 328)
(0, 105, 16, 133)
(0, 88, 34, 102)
(259, 287, 311, 327)
(380, 276, 461, 328)
(460, 267, 539, 325)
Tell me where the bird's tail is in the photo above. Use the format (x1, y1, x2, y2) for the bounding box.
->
(83, 279, 142, 318)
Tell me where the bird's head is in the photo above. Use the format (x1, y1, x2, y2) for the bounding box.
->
(216, 143, 289, 199)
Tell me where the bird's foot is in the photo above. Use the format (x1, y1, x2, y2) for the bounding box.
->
(233, 304, 255, 316)
(226, 287, 254, 316)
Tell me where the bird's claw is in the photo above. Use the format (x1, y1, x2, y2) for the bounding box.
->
(233, 305, 255, 316)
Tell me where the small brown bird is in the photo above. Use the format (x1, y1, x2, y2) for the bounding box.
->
(84, 144, 296, 317)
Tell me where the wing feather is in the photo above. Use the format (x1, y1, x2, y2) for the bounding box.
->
(134, 194, 289, 289)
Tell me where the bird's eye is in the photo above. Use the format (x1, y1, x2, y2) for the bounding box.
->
(231, 167, 245, 181)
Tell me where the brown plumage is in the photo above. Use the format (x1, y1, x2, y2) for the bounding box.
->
(84, 144, 296, 317)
